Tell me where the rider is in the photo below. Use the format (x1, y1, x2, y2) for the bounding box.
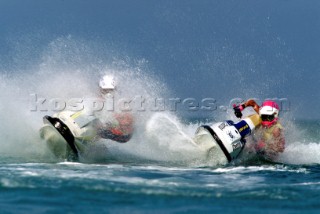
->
(234, 99, 285, 160)
(95, 75, 134, 143)
(40, 75, 134, 161)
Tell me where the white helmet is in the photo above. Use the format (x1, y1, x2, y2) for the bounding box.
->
(259, 100, 280, 127)
(99, 75, 116, 90)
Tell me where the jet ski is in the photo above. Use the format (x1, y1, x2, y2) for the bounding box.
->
(39, 110, 100, 161)
(40, 108, 135, 161)
(193, 114, 261, 165)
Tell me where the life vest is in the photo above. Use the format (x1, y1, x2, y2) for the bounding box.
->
(112, 113, 134, 135)
(98, 112, 134, 143)
(254, 122, 285, 159)
(262, 122, 283, 142)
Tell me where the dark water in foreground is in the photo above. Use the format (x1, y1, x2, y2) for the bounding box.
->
(1, 160, 320, 214)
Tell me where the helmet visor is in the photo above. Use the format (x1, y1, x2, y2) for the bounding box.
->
(261, 114, 275, 122)
(100, 88, 114, 95)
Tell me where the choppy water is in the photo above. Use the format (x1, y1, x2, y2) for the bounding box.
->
(1, 1, 320, 213)
(0, 119, 319, 213)
(1, 161, 320, 213)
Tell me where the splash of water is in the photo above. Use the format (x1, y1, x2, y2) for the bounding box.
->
(0, 36, 319, 167)
(0, 36, 168, 163)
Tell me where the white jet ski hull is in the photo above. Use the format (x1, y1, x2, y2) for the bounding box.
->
(193, 114, 261, 165)
(40, 127, 77, 161)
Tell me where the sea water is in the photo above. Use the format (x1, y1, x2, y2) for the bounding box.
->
(0, 5, 319, 211)
(0, 157, 320, 213)
(0, 52, 319, 212)
(1, 119, 320, 214)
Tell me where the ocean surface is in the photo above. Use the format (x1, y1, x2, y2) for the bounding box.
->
(1, 1, 320, 213)
(1, 119, 320, 214)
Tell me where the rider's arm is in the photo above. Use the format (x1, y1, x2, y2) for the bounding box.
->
(234, 99, 260, 118)
(243, 99, 260, 114)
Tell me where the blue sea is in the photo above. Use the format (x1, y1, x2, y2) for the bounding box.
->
(1, 1, 320, 213)
(0, 119, 320, 213)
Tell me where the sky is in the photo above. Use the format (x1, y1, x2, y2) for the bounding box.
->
(0, 0, 319, 119)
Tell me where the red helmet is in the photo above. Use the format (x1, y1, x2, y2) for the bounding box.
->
(259, 100, 280, 127)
